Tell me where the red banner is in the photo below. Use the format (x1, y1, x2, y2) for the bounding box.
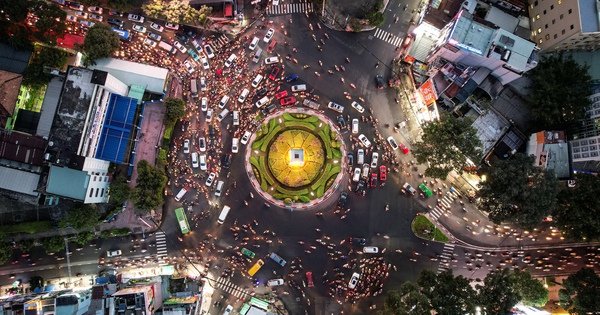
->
(418, 78, 437, 106)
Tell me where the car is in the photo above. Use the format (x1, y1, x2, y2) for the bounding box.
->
(348, 152, 354, 166)
(337, 115, 346, 129)
(349, 237, 367, 245)
(280, 96, 296, 106)
(66, 15, 77, 22)
(357, 149, 364, 164)
(149, 22, 164, 32)
(387, 136, 399, 150)
(338, 192, 348, 207)
(132, 24, 146, 33)
(263, 28, 275, 42)
(199, 137, 206, 152)
(223, 305, 233, 315)
(107, 18, 123, 27)
(399, 143, 410, 155)
(89, 13, 102, 21)
(148, 32, 161, 41)
(175, 33, 189, 43)
(403, 183, 417, 195)
(327, 102, 344, 113)
(275, 90, 289, 100)
(80, 20, 94, 27)
(165, 22, 179, 30)
(266, 40, 277, 53)
(188, 49, 200, 61)
(192, 39, 203, 53)
(269, 66, 280, 80)
(173, 41, 187, 54)
(205, 172, 216, 187)
(183, 139, 190, 154)
(184, 60, 194, 73)
(285, 74, 298, 82)
(370, 173, 378, 187)
(68, 3, 84, 10)
(362, 163, 370, 178)
(204, 44, 215, 58)
(352, 167, 361, 182)
(265, 56, 279, 65)
(269, 252, 287, 266)
(201, 97, 208, 111)
(352, 118, 359, 134)
(351, 101, 365, 113)
(306, 271, 314, 287)
(419, 183, 433, 196)
(201, 56, 210, 70)
(205, 110, 213, 122)
(371, 152, 378, 168)
(257, 88, 269, 97)
(108, 10, 122, 16)
(355, 178, 366, 196)
(87, 6, 102, 13)
(225, 54, 237, 67)
(348, 272, 360, 289)
(358, 134, 372, 148)
(379, 166, 387, 181)
(231, 138, 239, 153)
(363, 246, 379, 253)
(74, 11, 88, 19)
(200, 77, 207, 91)
(267, 279, 285, 287)
(262, 104, 276, 115)
(107, 250, 122, 257)
(143, 38, 156, 47)
(376, 74, 384, 89)
(127, 14, 144, 23)
(241, 130, 252, 145)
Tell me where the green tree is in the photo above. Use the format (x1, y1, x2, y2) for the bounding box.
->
(525, 53, 592, 130)
(378, 282, 431, 315)
(553, 173, 600, 241)
(0, 234, 13, 265)
(0, 0, 33, 49)
(412, 113, 482, 179)
(511, 270, 549, 307)
(478, 153, 559, 228)
(142, 0, 166, 19)
(418, 270, 476, 314)
(82, 23, 120, 66)
(107, 0, 135, 11)
(143, 0, 212, 24)
(348, 18, 363, 32)
(40, 236, 65, 254)
(368, 12, 385, 27)
(559, 268, 600, 314)
(29, 275, 44, 290)
(477, 268, 520, 315)
(60, 204, 101, 231)
(109, 176, 132, 205)
(23, 46, 68, 89)
(131, 160, 167, 211)
(30, 1, 67, 45)
(163, 97, 186, 127)
(76, 232, 94, 245)
(19, 239, 35, 253)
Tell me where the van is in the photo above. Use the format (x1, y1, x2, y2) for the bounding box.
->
(252, 48, 262, 63)
(218, 95, 229, 109)
(191, 152, 199, 168)
(224, 54, 237, 67)
(233, 111, 239, 126)
(217, 205, 230, 224)
(158, 41, 176, 55)
(255, 96, 270, 108)
(199, 154, 207, 170)
(215, 181, 224, 197)
(362, 163, 369, 178)
(252, 74, 263, 88)
(217, 109, 230, 122)
(190, 79, 198, 99)
(302, 98, 320, 109)
(238, 89, 249, 103)
(363, 246, 379, 254)
(291, 84, 307, 92)
(249, 37, 260, 50)
(265, 56, 279, 65)
(222, 305, 233, 315)
(267, 279, 285, 287)
(174, 187, 188, 202)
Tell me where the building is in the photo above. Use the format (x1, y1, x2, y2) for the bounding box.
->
(527, 130, 571, 178)
(113, 283, 163, 315)
(569, 90, 600, 172)
(528, 0, 600, 52)
(23, 289, 92, 315)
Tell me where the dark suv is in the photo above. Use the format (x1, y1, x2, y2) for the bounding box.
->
(376, 75, 384, 89)
(338, 192, 348, 208)
(349, 237, 367, 246)
(107, 18, 123, 28)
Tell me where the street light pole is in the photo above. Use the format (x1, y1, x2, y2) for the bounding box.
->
(64, 237, 72, 287)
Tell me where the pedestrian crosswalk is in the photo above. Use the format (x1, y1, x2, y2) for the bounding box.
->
(155, 231, 168, 265)
(429, 190, 460, 220)
(437, 243, 455, 272)
(215, 277, 250, 299)
(266, 3, 314, 15)
(372, 28, 404, 47)
(211, 34, 230, 49)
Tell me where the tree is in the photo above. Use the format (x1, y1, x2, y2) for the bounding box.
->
(60, 204, 101, 231)
(378, 282, 431, 315)
(142, 0, 166, 19)
(368, 12, 385, 27)
(477, 268, 520, 315)
(82, 24, 120, 66)
(553, 173, 600, 241)
(348, 18, 363, 32)
(0, 234, 13, 265)
(511, 270, 549, 307)
(163, 97, 186, 127)
(76, 232, 94, 245)
(22, 46, 68, 89)
(525, 53, 592, 130)
(40, 236, 64, 254)
(109, 175, 131, 205)
(412, 113, 482, 179)
(478, 153, 559, 228)
(19, 239, 35, 253)
(29, 1, 67, 45)
(559, 268, 600, 314)
(29, 275, 44, 290)
(418, 270, 476, 314)
(143, 0, 212, 24)
(131, 160, 167, 211)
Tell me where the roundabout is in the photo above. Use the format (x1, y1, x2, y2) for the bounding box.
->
(245, 108, 347, 209)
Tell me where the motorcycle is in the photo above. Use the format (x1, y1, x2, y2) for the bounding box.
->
(358, 97, 365, 102)
(320, 39, 325, 45)
(303, 65, 310, 69)
(385, 205, 389, 211)
(324, 33, 329, 39)
(350, 83, 356, 89)
(309, 23, 313, 30)
(328, 70, 334, 74)
(312, 34, 316, 41)
(340, 77, 345, 83)
(346, 57, 351, 63)
(340, 65, 345, 71)
(404, 4, 408, 10)
(334, 65, 340, 71)
(317, 23, 321, 29)
(318, 60, 323, 66)
(315, 72, 321, 77)
(394, 17, 398, 23)
(293, 58, 298, 64)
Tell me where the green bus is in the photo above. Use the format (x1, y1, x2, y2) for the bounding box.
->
(174, 207, 190, 234)
(241, 248, 255, 258)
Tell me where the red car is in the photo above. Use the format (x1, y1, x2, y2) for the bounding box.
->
(280, 96, 296, 106)
(399, 143, 410, 155)
(379, 165, 387, 181)
(370, 173, 378, 187)
(275, 90, 288, 100)
(306, 271, 314, 287)
(269, 66, 280, 81)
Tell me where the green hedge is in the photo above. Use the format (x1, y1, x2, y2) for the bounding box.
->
(276, 186, 308, 196)
(163, 125, 173, 140)
(312, 164, 332, 191)
(0, 221, 53, 234)
(260, 125, 281, 151)
(100, 228, 131, 238)
(257, 156, 275, 186)
(298, 195, 311, 202)
(284, 121, 317, 131)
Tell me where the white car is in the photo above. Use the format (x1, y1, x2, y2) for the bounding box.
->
(80, 20, 94, 27)
(143, 38, 156, 47)
(205, 109, 213, 122)
(132, 24, 146, 33)
(352, 118, 359, 134)
(66, 15, 77, 22)
(348, 272, 360, 289)
(387, 136, 399, 150)
(327, 102, 344, 113)
(200, 77, 207, 91)
(148, 32, 161, 41)
(205, 172, 216, 187)
(265, 56, 279, 65)
(89, 14, 103, 21)
(363, 246, 379, 253)
(183, 139, 190, 154)
(267, 278, 284, 287)
(352, 168, 361, 182)
(165, 22, 179, 30)
(358, 134, 372, 148)
(87, 6, 102, 13)
(199, 137, 206, 152)
(232, 138, 239, 153)
(357, 149, 364, 164)
(199, 154, 207, 170)
(241, 131, 252, 145)
(201, 56, 210, 70)
(173, 41, 187, 54)
(263, 28, 275, 43)
(127, 14, 144, 23)
(370, 152, 378, 168)
(74, 11, 88, 19)
(149, 22, 164, 32)
(107, 250, 122, 257)
(184, 60, 194, 73)
(351, 101, 365, 113)
(204, 44, 215, 58)
(201, 97, 208, 112)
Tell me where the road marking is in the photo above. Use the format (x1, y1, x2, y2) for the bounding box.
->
(215, 277, 250, 299)
(155, 231, 168, 264)
(372, 28, 404, 47)
(266, 3, 314, 15)
(438, 244, 455, 273)
(211, 34, 230, 49)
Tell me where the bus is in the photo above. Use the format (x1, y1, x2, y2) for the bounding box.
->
(247, 259, 264, 276)
(174, 207, 190, 234)
(110, 28, 130, 41)
(190, 79, 198, 99)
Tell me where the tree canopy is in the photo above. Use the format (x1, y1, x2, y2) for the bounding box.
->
(143, 0, 212, 25)
(559, 268, 600, 314)
(553, 173, 600, 241)
(478, 153, 559, 228)
(378, 282, 430, 315)
(131, 160, 167, 211)
(412, 113, 482, 180)
(525, 53, 593, 130)
(418, 270, 476, 314)
(40, 236, 65, 254)
(163, 97, 186, 127)
(22, 46, 68, 89)
(0, 234, 13, 265)
(29, 1, 67, 45)
(60, 204, 101, 231)
(476, 268, 521, 315)
(108, 175, 132, 205)
(82, 24, 120, 66)
(511, 270, 549, 307)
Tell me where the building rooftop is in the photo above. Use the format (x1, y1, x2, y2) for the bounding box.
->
(0, 70, 23, 118)
(580, 0, 600, 33)
(89, 58, 168, 95)
(0, 43, 32, 74)
(0, 129, 47, 167)
(472, 109, 511, 158)
(45, 165, 89, 201)
(0, 166, 40, 196)
(36, 76, 64, 138)
(485, 6, 519, 33)
(489, 29, 536, 71)
(449, 13, 496, 57)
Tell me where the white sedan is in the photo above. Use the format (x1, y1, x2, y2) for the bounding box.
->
(387, 136, 399, 150)
(183, 60, 194, 73)
(205, 172, 216, 187)
(149, 22, 164, 32)
(351, 101, 365, 113)
(132, 24, 146, 33)
(241, 131, 252, 145)
(263, 28, 274, 43)
(348, 272, 360, 289)
(358, 134, 372, 148)
(173, 41, 187, 54)
(201, 56, 210, 70)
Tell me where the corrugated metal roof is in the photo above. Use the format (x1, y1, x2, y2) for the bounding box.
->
(46, 165, 89, 200)
(0, 43, 32, 74)
(0, 167, 40, 196)
(37, 76, 64, 138)
(127, 85, 145, 103)
(0, 129, 47, 166)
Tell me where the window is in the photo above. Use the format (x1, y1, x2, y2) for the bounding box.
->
(545, 24, 548, 29)
(550, 4, 554, 9)
(539, 39, 543, 43)
(560, 14, 564, 19)
(570, 24, 574, 29)
(552, 19, 555, 24)
(562, 29, 566, 34)
(554, 34, 558, 39)
(545, 34, 550, 40)
(568, 8, 572, 13)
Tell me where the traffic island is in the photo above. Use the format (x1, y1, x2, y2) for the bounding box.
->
(412, 214, 450, 242)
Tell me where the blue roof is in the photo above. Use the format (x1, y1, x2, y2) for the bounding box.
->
(46, 165, 89, 200)
(96, 94, 137, 164)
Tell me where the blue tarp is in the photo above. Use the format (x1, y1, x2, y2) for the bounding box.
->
(96, 94, 137, 164)
(96, 276, 109, 285)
